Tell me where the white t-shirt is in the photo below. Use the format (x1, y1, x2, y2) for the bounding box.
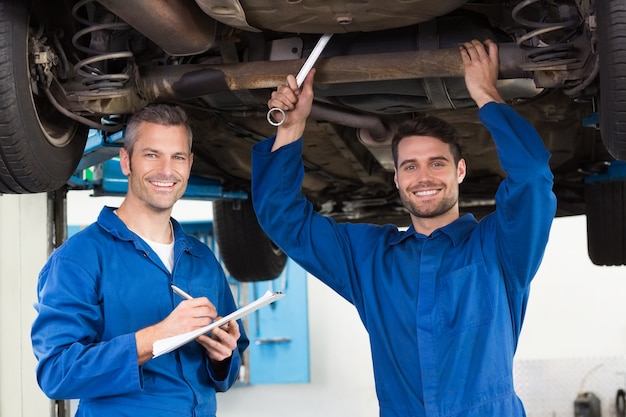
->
(114, 210, 175, 272)
(142, 237, 175, 273)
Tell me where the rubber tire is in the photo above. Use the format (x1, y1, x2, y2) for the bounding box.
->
(213, 198, 287, 282)
(585, 179, 626, 266)
(0, 0, 88, 194)
(597, 0, 626, 161)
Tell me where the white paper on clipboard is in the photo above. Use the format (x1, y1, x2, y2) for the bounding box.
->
(153, 290, 284, 358)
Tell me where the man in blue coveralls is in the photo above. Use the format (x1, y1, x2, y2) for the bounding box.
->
(252, 39, 556, 416)
(32, 104, 249, 417)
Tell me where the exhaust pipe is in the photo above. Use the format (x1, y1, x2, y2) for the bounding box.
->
(97, 0, 217, 56)
(137, 43, 527, 100)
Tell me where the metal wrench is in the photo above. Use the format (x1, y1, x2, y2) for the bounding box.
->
(266, 33, 333, 127)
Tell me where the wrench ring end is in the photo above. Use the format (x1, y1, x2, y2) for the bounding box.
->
(267, 107, 286, 127)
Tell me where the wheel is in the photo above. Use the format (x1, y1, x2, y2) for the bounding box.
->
(597, 0, 626, 160)
(213, 198, 287, 282)
(0, 0, 88, 194)
(585, 177, 626, 266)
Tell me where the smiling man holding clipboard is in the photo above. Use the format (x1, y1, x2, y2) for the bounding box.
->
(31, 104, 250, 417)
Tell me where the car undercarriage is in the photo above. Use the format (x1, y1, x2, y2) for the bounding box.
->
(0, 0, 624, 278)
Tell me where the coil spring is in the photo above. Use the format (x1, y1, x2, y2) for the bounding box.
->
(512, 0, 582, 69)
(71, 0, 133, 91)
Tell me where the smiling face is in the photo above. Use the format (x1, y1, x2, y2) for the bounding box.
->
(119, 121, 193, 214)
(394, 135, 466, 227)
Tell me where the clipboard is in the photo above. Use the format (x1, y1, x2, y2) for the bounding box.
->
(153, 290, 284, 358)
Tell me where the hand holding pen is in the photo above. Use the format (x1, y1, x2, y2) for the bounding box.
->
(135, 285, 218, 364)
(167, 285, 217, 331)
(171, 285, 240, 362)
(172, 284, 229, 329)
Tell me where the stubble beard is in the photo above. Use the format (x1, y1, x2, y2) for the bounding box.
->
(129, 173, 184, 212)
(399, 188, 458, 219)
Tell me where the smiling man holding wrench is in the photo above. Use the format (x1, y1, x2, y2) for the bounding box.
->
(252, 39, 556, 416)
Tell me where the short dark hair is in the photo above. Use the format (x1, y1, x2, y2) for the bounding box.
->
(123, 104, 193, 156)
(391, 114, 462, 168)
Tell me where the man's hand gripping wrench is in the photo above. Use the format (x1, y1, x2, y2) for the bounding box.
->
(266, 33, 333, 127)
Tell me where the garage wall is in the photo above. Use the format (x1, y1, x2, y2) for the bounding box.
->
(517, 215, 626, 360)
(0, 193, 52, 417)
(515, 215, 626, 417)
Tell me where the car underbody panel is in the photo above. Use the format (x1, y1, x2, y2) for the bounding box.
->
(1, 0, 624, 272)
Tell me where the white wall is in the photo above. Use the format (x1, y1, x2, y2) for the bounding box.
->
(514, 216, 626, 417)
(517, 215, 626, 360)
(66, 190, 213, 224)
(0, 193, 52, 417)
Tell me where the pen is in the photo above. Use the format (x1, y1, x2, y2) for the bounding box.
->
(171, 284, 193, 300)
(171, 284, 226, 328)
